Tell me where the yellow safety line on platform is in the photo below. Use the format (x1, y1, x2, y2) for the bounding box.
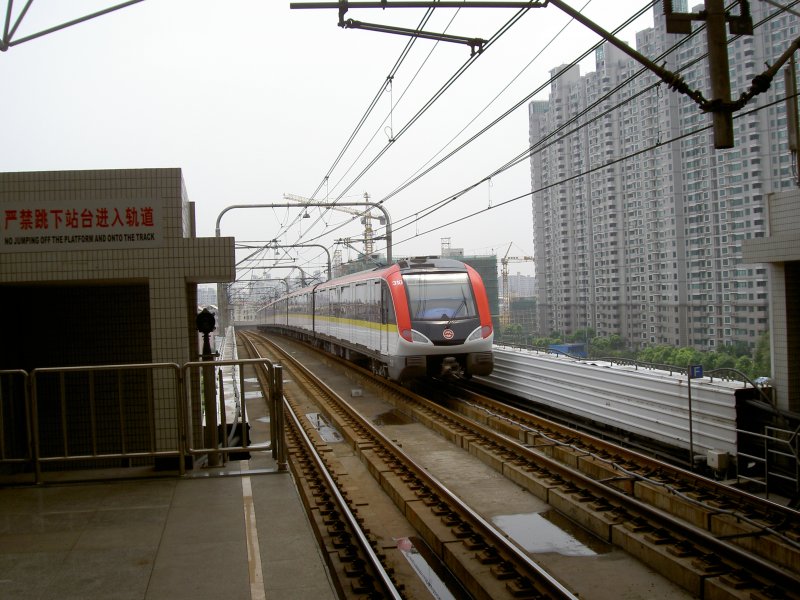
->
(241, 462, 266, 600)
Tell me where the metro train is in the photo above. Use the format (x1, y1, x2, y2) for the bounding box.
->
(258, 257, 494, 381)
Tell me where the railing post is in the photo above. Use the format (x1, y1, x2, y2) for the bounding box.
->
(177, 366, 187, 476)
(218, 368, 228, 462)
(269, 364, 278, 461)
(30, 372, 42, 484)
(275, 364, 288, 471)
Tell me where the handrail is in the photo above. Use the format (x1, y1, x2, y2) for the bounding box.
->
(0, 369, 31, 466)
(0, 357, 287, 484)
(29, 362, 183, 483)
(182, 358, 288, 472)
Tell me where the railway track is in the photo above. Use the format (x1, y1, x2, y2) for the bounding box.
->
(423, 380, 800, 577)
(240, 329, 800, 599)
(240, 329, 577, 599)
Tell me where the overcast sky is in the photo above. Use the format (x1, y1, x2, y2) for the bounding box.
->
(3, 1, 655, 279)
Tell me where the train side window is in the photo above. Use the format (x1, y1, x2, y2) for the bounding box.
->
(340, 285, 351, 318)
(329, 287, 338, 317)
(372, 280, 381, 323)
(355, 282, 368, 321)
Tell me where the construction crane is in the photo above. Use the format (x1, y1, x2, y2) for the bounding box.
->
(283, 192, 384, 257)
(500, 243, 534, 327)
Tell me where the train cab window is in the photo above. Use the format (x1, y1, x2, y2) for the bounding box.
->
(382, 281, 396, 325)
(403, 273, 477, 321)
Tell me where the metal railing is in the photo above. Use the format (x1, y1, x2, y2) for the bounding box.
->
(182, 358, 287, 471)
(0, 358, 287, 484)
(737, 425, 800, 500)
(0, 370, 31, 467)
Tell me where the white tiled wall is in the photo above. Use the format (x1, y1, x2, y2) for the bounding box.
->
(743, 189, 800, 411)
(0, 168, 235, 448)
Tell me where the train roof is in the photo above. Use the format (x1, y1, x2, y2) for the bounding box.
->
(394, 257, 469, 272)
(272, 257, 474, 299)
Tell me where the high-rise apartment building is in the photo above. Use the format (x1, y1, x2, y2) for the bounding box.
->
(529, 1, 796, 350)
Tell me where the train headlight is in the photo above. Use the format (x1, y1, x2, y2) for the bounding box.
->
(467, 325, 493, 341)
(401, 329, 432, 344)
(410, 329, 433, 344)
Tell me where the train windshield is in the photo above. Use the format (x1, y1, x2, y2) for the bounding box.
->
(404, 273, 477, 321)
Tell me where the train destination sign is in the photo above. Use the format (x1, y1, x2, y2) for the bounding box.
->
(1, 199, 163, 253)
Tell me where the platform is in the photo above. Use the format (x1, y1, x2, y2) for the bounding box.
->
(0, 326, 336, 599)
(0, 458, 337, 600)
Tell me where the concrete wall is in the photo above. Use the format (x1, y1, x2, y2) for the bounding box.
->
(743, 188, 800, 412)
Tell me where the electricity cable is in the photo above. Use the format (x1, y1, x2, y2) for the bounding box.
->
(389, 93, 793, 250)
(269, 6, 438, 246)
(266, 3, 796, 272)
(287, 4, 533, 251)
(381, 0, 791, 240)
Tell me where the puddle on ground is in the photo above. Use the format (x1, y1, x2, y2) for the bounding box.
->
(305, 413, 344, 443)
(492, 511, 609, 556)
(372, 409, 412, 426)
(256, 416, 270, 423)
(396, 537, 462, 600)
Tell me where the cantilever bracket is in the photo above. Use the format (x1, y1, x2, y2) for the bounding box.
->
(341, 18, 486, 55)
(292, 1, 551, 55)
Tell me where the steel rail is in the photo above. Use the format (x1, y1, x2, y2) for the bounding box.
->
(263, 333, 579, 599)
(406, 381, 800, 591)
(242, 332, 402, 599)
(452, 381, 799, 521)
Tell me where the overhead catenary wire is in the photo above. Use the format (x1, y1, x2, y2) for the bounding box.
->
(293, 1, 656, 252)
(321, 5, 532, 203)
(380, 0, 608, 206)
(377, 0, 796, 248)
(393, 5, 703, 229)
(288, 2, 530, 255)
(294, 7, 467, 242)
(286, 4, 535, 252)
(350, 1, 668, 238)
(267, 6, 439, 248)
(278, 0, 794, 272)
(323, 6, 464, 199)
(390, 92, 796, 251)
(270, 1, 668, 270)
(381, 1, 659, 232)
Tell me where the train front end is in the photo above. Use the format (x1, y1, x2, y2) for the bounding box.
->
(388, 258, 494, 380)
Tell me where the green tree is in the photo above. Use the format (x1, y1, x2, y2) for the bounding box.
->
(641, 345, 675, 365)
(568, 328, 595, 343)
(590, 337, 611, 356)
(753, 330, 771, 376)
(707, 351, 741, 371)
(673, 347, 702, 367)
(608, 334, 624, 350)
(719, 340, 750, 357)
(735, 356, 755, 378)
(533, 334, 563, 347)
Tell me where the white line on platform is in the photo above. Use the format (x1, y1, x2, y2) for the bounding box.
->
(241, 462, 266, 600)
